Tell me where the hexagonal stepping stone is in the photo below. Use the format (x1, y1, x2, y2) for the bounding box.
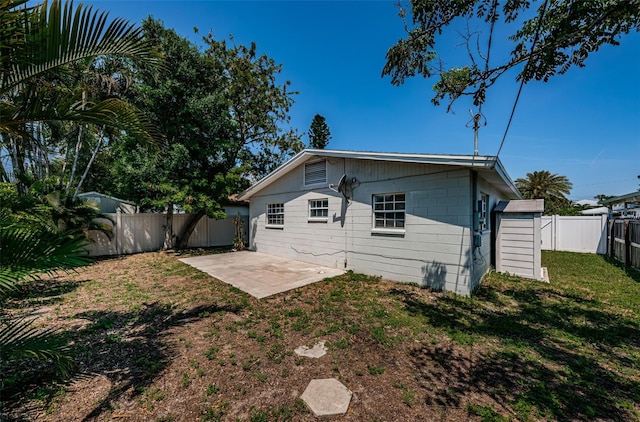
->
(300, 378, 352, 417)
(294, 341, 327, 358)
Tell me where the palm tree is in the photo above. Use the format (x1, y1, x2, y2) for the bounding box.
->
(515, 170, 573, 213)
(0, 0, 160, 190)
(0, 0, 158, 386)
(0, 211, 92, 380)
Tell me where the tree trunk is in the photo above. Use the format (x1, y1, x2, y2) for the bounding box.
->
(65, 124, 84, 197)
(176, 209, 207, 249)
(73, 126, 105, 201)
(9, 135, 26, 195)
(163, 205, 174, 250)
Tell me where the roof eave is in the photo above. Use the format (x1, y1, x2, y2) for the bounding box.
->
(603, 191, 640, 205)
(238, 149, 522, 200)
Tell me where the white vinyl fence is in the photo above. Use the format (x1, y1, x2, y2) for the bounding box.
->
(86, 212, 249, 256)
(541, 215, 608, 254)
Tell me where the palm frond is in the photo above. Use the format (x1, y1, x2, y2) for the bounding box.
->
(0, 316, 74, 376)
(1, 91, 159, 145)
(1, 0, 160, 94)
(0, 212, 91, 296)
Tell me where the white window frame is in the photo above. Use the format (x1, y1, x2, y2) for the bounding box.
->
(308, 198, 329, 222)
(304, 160, 327, 186)
(266, 203, 284, 227)
(479, 192, 489, 231)
(372, 193, 406, 232)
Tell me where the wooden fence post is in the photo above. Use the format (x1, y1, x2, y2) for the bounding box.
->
(116, 209, 123, 255)
(552, 214, 558, 251)
(608, 219, 615, 257)
(624, 220, 631, 267)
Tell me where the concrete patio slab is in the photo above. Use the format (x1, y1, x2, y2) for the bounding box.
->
(301, 378, 352, 417)
(179, 251, 344, 299)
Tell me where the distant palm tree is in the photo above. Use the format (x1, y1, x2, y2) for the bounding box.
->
(515, 170, 573, 213)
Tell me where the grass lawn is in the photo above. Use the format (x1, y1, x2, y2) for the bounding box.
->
(1, 250, 639, 421)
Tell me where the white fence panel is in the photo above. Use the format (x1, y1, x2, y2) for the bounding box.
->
(541, 216, 553, 250)
(541, 215, 607, 254)
(120, 213, 165, 254)
(86, 212, 246, 256)
(86, 216, 118, 256)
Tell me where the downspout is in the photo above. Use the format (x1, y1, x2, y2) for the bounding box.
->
(344, 157, 348, 269)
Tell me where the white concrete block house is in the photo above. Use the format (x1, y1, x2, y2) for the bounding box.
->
(238, 150, 521, 296)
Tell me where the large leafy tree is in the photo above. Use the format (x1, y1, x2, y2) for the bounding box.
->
(202, 33, 303, 178)
(110, 19, 303, 249)
(308, 114, 331, 149)
(383, 0, 640, 109)
(111, 18, 241, 250)
(515, 170, 573, 214)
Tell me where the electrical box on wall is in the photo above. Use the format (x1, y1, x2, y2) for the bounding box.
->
(473, 234, 482, 247)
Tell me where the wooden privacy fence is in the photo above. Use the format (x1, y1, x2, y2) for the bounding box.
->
(86, 212, 249, 256)
(541, 215, 608, 254)
(609, 219, 640, 270)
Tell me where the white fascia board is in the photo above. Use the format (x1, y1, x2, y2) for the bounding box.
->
(489, 157, 522, 199)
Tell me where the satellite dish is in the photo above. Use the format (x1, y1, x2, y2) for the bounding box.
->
(329, 174, 349, 200)
(336, 174, 347, 195)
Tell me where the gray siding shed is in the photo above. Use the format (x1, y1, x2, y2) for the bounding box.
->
(495, 199, 544, 280)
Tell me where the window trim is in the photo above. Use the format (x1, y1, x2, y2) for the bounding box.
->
(266, 202, 284, 228)
(308, 198, 329, 222)
(304, 159, 327, 186)
(371, 192, 406, 233)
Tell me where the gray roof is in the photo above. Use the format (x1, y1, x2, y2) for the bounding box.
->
(239, 149, 522, 200)
(603, 191, 640, 206)
(77, 191, 137, 206)
(494, 199, 544, 213)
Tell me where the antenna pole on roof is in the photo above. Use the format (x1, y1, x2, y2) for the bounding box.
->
(467, 109, 486, 156)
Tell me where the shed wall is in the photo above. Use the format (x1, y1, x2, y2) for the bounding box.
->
(249, 158, 477, 295)
(496, 212, 541, 279)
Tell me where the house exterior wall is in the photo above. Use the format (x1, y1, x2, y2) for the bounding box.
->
(248, 158, 491, 295)
(224, 205, 249, 216)
(471, 175, 508, 290)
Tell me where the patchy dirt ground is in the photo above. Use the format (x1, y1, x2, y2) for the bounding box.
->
(2, 251, 639, 421)
(2, 252, 494, 421)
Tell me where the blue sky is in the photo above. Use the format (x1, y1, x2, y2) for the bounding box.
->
(87, 1, 640, 200)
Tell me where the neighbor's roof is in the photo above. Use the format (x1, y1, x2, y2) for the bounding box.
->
(226, 194, 249, 206)
(238, 149, 522, 201)
(77, 191, 137, 206)
(581, 206, 610, 215)
(602, 191, 640, 206)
